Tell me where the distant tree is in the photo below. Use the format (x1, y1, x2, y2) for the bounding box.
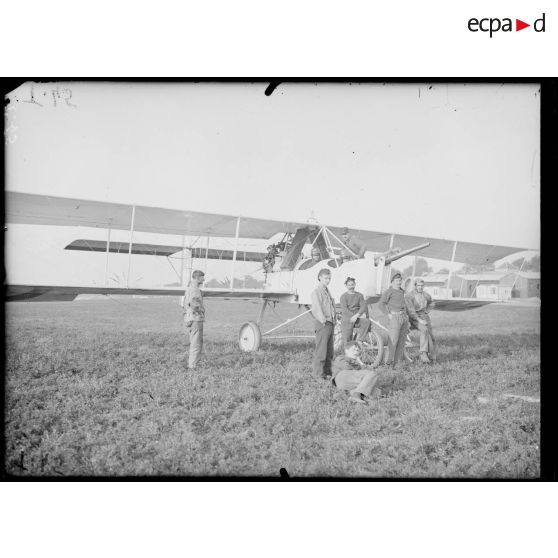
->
(497, 260, 519, 271)
(231, 275, 265, 288)
(240, 275, 265, 288)
(204, 278, 223, 288)
(497, 255, 539, 272)
(402, 257, 432, 278)
(206, 276, 265, 288)
(458, 262, 495, 274)
(525, 254, 540, 272)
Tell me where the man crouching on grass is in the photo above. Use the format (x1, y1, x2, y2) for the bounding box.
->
(182, 269, 205, 370)
(331, 341, 382, 405)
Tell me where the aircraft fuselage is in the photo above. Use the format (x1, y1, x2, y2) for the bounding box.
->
(264, 256, 391, 305)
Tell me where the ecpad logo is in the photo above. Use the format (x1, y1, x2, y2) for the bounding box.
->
(468, 13, 546, 37)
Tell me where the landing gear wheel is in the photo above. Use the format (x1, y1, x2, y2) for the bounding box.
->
(334, 321, 385, 368)
(359, 329, 385, 368)
(239, 321, 262, 352)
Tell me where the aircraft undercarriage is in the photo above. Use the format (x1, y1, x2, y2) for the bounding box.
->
(238, 300, 422, 367)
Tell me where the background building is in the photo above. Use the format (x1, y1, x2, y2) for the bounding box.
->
(500, 271, 540, 298)
(405, 274, 452, 298)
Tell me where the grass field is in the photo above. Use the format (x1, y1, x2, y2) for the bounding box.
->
(4, 297, 540, 477)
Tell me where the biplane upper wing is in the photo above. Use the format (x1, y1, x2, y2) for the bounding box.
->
(6, 191, 304, 238)
(329, 227, 527, 266)
(6, 191, 529, 265)
(6, 192, 530, 307)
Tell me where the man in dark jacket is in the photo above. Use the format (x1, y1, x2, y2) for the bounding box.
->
(378, 272, 416, 368)
(339, 277, 371, 346)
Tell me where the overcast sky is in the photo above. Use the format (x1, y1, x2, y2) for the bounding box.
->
(5, 81, 540, 285)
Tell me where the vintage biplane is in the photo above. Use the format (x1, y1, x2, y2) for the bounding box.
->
(5, 191, 528, 364)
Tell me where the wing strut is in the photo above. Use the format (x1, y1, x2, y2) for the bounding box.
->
(447, 241, 458, 294)
(104, 223, 111, 287)
(180, 235, 186, 287)
(126, 205, 136, 288)
(229, 216, 241, 289)
(470, 268, 482, 299)
(510, 256, 526, 294)
(322, 227, 339, 267)
(204, 235, 210, 274)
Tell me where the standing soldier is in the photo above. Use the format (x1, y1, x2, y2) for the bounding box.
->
(310, 268, 337, 379)
(405, 278, 436, 363)
(182, 269, 206, 370)
(378, 272, 411, 368)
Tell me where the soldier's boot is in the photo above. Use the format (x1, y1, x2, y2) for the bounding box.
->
(420, 352, 431, 364)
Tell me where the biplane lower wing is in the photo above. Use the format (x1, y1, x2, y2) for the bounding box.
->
(428, 298, 498, 311)
(5, 284, 296, 303)
(365, 295, 498, 312)
(5, 284, 185, 302)
(7, 285, 497, 309)
(202, 288, 296, 303)
(65, 240, 266, 262)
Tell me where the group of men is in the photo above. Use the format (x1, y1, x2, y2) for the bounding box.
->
(310, 267, 436, 404)
(181, 228, 436, 407)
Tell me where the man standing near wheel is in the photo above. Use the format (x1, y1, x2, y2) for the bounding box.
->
(310, 268, 337, 379)
(405, 278, 436, 363)
(182, 269, 205, 370)
(378, 272, 411, 369)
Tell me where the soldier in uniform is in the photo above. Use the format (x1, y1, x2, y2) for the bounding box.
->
(310, 246, 322, 265)
(310, 268, 336, 378)
(182, 269, 206, 370)
(405, 278, 436, 363)
(299, 246, 323, 270)
(378, 272, 411, 368)
(331, 341, 382, 404)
